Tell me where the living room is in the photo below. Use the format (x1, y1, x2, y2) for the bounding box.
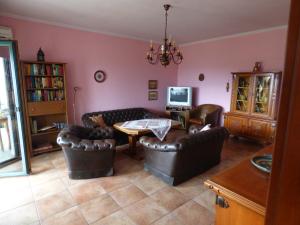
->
(0, 0, 299, 225)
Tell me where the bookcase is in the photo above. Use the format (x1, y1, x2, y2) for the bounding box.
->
(21, 61, 68, 156)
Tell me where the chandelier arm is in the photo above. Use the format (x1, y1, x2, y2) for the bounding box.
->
(170, 53, 183, 64)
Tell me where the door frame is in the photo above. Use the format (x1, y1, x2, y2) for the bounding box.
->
(0, 40, 30, 176)
(265, 0, 300, 224)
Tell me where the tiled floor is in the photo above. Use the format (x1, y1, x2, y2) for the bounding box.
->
(0, 136, 263, 225)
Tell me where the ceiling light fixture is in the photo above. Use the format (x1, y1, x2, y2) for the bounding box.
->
(146, 4, 183, 67)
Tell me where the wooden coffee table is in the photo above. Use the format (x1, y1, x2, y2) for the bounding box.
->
(113, 120, 181, 156)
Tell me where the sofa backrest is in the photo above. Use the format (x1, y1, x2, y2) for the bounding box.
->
(82, 107, 152, 127)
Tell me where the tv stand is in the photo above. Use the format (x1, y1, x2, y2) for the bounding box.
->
(166, 107, 191, 129)
(166, 105, 192, 111)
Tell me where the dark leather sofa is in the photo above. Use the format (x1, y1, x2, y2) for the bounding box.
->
(57, 125, 116, 179)
(139, 125, 229, 186)
(82, 107, 158, 145)
(189, 104, 223, 127)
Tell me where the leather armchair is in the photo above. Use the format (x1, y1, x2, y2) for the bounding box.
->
(139, 126, 229, 185)
(189, 104, 223, 127)
(57, 125, 116, 179)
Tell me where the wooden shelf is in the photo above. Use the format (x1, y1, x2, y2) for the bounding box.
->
(31, 129, 59, 137)
(33, 146, 61, 155)
(27, 88, 64, 91)
(25, 75, 64, 77)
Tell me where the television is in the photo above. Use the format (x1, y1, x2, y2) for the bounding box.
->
(167, 86, 192, 107)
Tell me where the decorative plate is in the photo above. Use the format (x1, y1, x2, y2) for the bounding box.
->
(94, 70, 106, 83)
(250, 154, 272, 174)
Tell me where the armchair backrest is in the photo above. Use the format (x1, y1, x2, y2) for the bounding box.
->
(191, 104, 223, 127)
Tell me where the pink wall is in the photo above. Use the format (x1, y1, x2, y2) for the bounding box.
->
(177, 28, 287, 113)
(0, 16, 178, 123)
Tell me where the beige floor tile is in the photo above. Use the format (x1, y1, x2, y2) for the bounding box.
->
(172, 201, 214, 225)
(60, 175, 96, 187)
(98, 176, 130, 193)
(42, 206, 87, 225)
(91, 210, 137, 225)
(134, 175, 167, 195)
(110, 184, 147, 207)
(0, 176, 30, 190)
(174, 177, 207, 199)
(36, 190, 76, 220)
(0, 203, 39, 225)
(0, 185, 34, 213)
(79, 194, 120, 224)
(152, 213, 185, 225)
(30, 168, 61, 186)
(193, 190, 216, 214)
(124, 197, 169, 225)
(32, 178, 66, 200)
(68, 180, 106, 204)
(150, 186, 188, 211)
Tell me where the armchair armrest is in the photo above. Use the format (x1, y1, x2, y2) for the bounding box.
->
(139, 136, 184, 152)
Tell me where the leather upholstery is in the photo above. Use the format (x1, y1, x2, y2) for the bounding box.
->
(57, 125, 116, 179)
(189, 104, 223, 127)
(82, 108, 158, 145)
(139, 126, 229, 185)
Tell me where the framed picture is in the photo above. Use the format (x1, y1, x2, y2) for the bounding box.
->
(148, 80, 158, 89)
(148, 91, 158, 101)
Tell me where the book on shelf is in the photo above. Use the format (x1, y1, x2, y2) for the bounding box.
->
(24, 63, 64, 76)
(37, 125, 56, 132)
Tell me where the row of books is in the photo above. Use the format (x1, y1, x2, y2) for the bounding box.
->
(26, 77, 64, 89)
(27, 90, 64, 102)
(24, 63, 64, 76)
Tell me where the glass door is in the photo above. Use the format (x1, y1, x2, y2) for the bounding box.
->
(0, 40, 29, 176)
(252, 74, 273, 116)
(233, 75, 251, 113)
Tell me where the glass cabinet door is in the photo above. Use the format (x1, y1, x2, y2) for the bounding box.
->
(252, 74, 272, 116)
(234, 75, 251, 113)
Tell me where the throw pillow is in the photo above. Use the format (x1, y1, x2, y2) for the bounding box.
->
(89, 114, 106, 127)
(200, 124, 211, 132)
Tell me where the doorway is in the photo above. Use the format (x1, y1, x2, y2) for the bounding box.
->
(0, 40, 29, 176)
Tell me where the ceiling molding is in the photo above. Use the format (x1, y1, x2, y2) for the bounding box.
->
(0, 12, 287, 46)
(0, 12, 161, 44)
(180, 25, 288, 47)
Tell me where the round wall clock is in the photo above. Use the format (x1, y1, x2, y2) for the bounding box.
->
(94, 70, 106, 83)
(198, 73, 205, 81)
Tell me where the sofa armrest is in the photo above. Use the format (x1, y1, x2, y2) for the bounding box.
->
(139, 136, 184, 152)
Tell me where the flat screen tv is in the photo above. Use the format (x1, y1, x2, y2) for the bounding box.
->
(167, 86, 192, 107)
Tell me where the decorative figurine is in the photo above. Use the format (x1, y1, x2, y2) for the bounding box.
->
(253, 62, 262, 72)
(37, 47, 45, 62)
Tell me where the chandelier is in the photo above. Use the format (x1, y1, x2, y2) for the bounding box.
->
(146, 4, 183, 67)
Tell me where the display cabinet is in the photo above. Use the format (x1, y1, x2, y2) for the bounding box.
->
(225, 72, 281, 143)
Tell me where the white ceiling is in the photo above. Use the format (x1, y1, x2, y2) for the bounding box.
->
(0, 0, 290, 44)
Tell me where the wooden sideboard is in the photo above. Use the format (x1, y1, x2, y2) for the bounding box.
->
(205, 146, 272, 225)
(225, 72, 281, 143)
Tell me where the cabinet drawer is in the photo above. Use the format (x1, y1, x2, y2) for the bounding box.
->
(28, 101, 66, 116)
